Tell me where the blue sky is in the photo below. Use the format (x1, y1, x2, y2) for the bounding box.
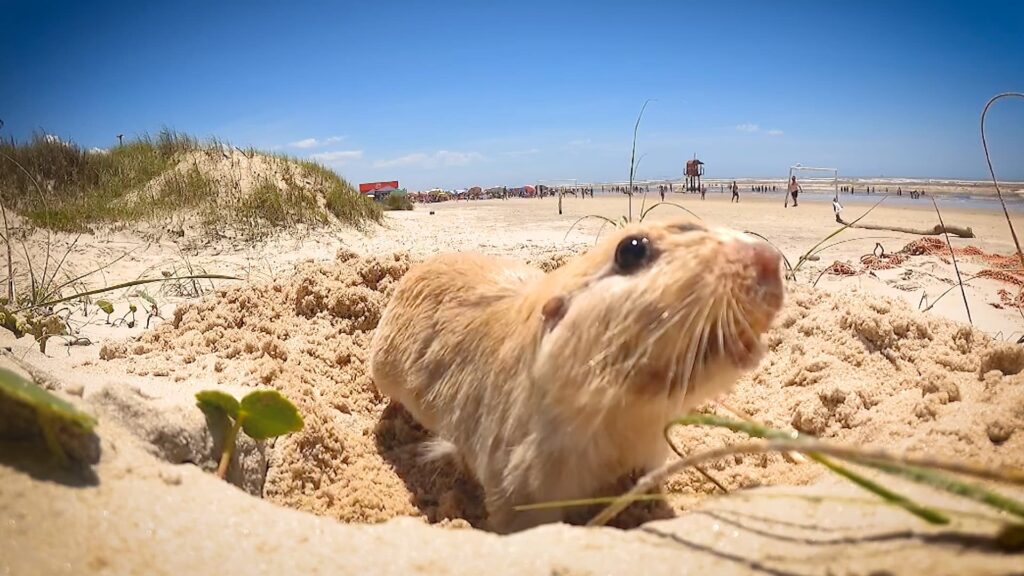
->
(3, 0, 1023, 189)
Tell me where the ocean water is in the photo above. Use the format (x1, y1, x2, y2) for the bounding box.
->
(733, 189, 1024, 213)
(592, 186, 1024, 213)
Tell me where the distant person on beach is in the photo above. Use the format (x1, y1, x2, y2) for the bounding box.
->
(730, 180, 739, 203)
(701, 185, 707, 200)
(897, 186, 902, 196)
(786, 176, 801, 207)
(833, 198, 844, 223)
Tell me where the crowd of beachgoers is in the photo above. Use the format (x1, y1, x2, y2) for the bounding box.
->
(400, 180, 943, 204)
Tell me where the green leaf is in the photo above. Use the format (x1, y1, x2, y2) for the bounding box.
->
(0, 367, 96, 432)
(96, 300, 114, 315)
(238, 390, 303, 440)
(139, 292, 158, 307)
(195, 390, 240, 420)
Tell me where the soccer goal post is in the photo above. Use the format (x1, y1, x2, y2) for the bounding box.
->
(536, 179, 579, 193)
(537, 179, 581, 215)
(785, 164, 839, 207)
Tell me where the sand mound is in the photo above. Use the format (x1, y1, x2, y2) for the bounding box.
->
(99, 251, 1024, 528)
(136, 148, 323, 210)
(667, 284, 1024, 498)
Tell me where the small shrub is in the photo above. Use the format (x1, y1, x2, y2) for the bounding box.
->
(382, 193, 413, 211)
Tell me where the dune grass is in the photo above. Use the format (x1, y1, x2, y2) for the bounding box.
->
(0, 130, 380, 236)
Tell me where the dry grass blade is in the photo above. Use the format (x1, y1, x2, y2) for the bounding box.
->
(589, 414, 1024, 527)
(931, 197, 972, 325)
(1, 195, 12, 301)
(662, 416, 951, 525)
(39, 234, 81, 302)
(743, 231, 793, 274)
(587, 439, 947, 527)
(628, 99, 653, 222)
(639, 201, 703, 222)
(513, 493, 665, 512)
(42, 246, 140, 303)
(676, 414, 1024, 487)
(661, 435, 730, 494)
(816, 235, 899, 256)
(918, 269, 1024, 313)
(0, 149, 51, 213)
(980, 92, 1024, 272)
(796, 196, 888, 273)
(563, 214, 620, 242)
(11, 274, 240, 313)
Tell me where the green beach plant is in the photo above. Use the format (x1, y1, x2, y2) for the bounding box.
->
(0, 366, 98, 465)
(195, 389, 304, 480)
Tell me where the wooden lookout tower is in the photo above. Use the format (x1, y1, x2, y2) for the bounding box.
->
(685, 156, 704, 192)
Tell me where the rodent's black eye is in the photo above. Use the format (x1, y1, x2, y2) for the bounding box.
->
(614, 235, 650, 273)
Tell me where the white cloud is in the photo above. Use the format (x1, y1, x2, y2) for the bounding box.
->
(767, 129, 784, 136)
(289, 136, 345, 149)
(504, 148, 541, 157)
(43, 133, 73, 146)
(309, 150, 364, 164)
(88, 147, 109, 155)
(567, 138, 593, 147)
(735, 123, 760, 133)
(373, 150, 484, 169)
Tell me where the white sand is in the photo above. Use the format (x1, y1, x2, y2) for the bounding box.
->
(2, 193, 1024, 574)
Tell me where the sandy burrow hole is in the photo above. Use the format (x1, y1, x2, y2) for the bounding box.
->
(98, 250, 1024, 530)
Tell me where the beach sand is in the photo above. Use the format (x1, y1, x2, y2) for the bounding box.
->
(3, 193, 1024, 574)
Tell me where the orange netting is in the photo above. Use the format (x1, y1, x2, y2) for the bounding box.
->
(824, 238, 1024, 294)
(979, 269, 1024, 287)
(860, 252, 908, 271)
(996, 288, 1024, 309)
(824, 261, 858, 276)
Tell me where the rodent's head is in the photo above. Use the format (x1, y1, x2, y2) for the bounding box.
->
(537, 219, 784, 409)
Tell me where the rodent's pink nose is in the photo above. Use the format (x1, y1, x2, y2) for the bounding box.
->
(751, 242, 783, 288)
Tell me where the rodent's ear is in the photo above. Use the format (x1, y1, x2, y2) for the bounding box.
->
(541, 295, 566, 332)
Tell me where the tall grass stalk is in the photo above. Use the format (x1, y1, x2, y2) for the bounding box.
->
(627, 99, 652, 223)
(931, 198, 972, 325)
(588, 414, 1024, 527)
(10, 274, 240, 314)
(980, 93, 1024, 272)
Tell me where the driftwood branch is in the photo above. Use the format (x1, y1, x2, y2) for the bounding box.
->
(837, 218, 974, 239)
